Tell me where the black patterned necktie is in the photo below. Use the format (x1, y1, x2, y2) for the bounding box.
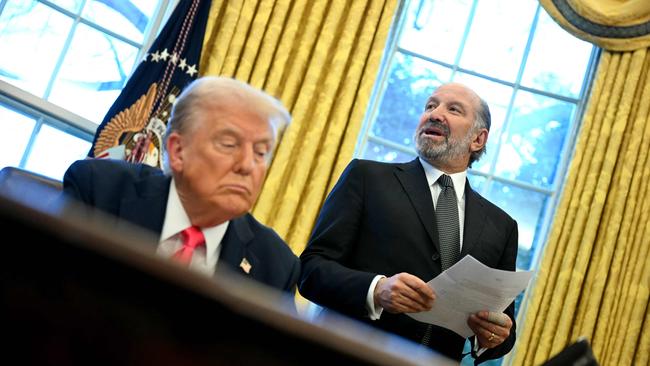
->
(436, 174, 460, 271)
(423, 174, 462, 347)
(420, 174, 460, 346)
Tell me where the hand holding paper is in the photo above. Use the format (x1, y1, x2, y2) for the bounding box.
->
(375, 272, 435, 314)
(468, 310, 514, 348)
(407, 255, 532, 338)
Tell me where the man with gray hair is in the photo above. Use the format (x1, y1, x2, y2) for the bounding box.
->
(300, 83, 518, 363)
(62, 76, 299, 293)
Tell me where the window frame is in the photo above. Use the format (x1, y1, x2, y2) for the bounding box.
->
(356, 0, 600, 271)
(0, 0, 175, 170)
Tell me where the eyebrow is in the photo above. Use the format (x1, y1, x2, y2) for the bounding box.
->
(426, 96, 468, 111)
(216, 126, 274, 145)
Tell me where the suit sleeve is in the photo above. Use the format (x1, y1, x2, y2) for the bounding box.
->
(473, 219, 519, 364)
(283, 255, 301, 294)
(277, 252, 301, 315)
(59, 160, 96, 213)
(299, 160, 377, 317)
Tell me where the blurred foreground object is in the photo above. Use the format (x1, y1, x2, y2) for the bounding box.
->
(0, 189, 456, 366)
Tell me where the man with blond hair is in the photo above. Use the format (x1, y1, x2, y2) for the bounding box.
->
(63, 76, 299, 292)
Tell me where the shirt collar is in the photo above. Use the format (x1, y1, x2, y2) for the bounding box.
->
(161, 178, 229, 261)
(418, 157, 466, 200)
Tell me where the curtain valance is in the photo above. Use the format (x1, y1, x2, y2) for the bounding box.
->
(540, 0, 650, 50)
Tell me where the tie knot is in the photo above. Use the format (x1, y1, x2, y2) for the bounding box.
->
(181, 225, 205, 249)
(438, 174, 454, 188)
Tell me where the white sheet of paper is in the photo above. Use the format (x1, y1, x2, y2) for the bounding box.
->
(407, 255, 532, 337)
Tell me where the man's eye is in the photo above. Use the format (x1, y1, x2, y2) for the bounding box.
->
(216, 139, 237, 149)
(254, 148, 269, 158)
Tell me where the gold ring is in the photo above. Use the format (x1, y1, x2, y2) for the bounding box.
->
(488, 332, 495, 342)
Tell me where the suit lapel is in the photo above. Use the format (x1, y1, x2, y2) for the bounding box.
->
(394, 159, 439, 251)
(461, 182, 486, 257)
(117, 173, 171, 238)
(218, 215, 256, 277)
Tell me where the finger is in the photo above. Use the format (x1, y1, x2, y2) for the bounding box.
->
(379, 284, 430, 313)
(485, 329, 503, 347)
(485, 330, 495, 346)
(387, 295, 426, 313)
(469, 314, 507, 340)
(395, 289, 433, 312)
(467, 314, 486, 331)
(398, 273, 435, 302)
(487, 311, 510, 327)
(476, 331, 492, 348)
(468, 315, 492, 344)
(469, 313, 493, 330)
(406, 278, 435, 300)
(473, 313, 510, 335)
(478, 311, 512, 328)
(388, 274, 433, 307)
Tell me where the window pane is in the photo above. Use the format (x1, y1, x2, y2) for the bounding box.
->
(0, 1, 73, 96)
(24, 125, 91, 180)
(399, 0, 473, 64)
(485, 181, 548, 270)
(371, 52, 451, 147)
(49, 0, 84, 13)
(453, 72, 514, 173)
(0, 104, 35, 168)
(362, 140, 416, 163)
(467, 173, 486, 192)
(495, 91, 576, 188)
(521, 9, 593, 98)
(82, 0, 159, 43)
(47, 22, 139, 123)
(459, 0, 537, 82)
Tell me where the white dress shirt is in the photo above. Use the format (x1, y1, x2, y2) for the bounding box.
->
(157, 178, 229, 276)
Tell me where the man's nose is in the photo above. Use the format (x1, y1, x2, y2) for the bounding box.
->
(234, 145, 255, 174)
(426, 107, 445, 123)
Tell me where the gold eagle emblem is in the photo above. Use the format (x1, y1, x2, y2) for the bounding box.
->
(93, 83, 158, 158)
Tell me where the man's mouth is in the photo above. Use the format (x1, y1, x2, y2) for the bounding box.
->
(420, 122, 449, 138)
(423, 127, 445, 137)
(223, 184, 251, 195)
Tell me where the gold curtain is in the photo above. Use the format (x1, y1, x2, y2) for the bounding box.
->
(509, 2, 650, 365)
(199, 0, 398, 254)
(509, 48, 650, 366)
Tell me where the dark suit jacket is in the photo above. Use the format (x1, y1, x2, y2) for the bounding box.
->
(62, 159, 300, 293)
(299, 158, 518, 363)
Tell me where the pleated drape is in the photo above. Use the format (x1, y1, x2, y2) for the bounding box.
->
(509, 48, 650, 366)
(199, 0, 398, 254)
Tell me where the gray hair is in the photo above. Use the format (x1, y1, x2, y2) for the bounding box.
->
(162, 76, 291, 173)
(468, 96, 491, 167)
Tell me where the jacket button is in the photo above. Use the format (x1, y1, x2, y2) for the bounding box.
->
(431, 253, 440, 261)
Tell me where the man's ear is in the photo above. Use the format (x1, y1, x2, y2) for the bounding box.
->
(470, 129, 488, 153)
(166, 132, 184, 172)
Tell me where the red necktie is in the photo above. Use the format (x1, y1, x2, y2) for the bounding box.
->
(172, 226, 205, 265)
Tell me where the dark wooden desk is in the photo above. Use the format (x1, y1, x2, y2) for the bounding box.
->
(0, 195, 455, 366)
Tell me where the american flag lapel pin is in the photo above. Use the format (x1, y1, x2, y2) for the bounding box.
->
(239, 257, 252, 274)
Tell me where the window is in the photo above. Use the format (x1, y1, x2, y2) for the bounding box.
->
(358, 0, 597, 274)
(0, 0, 171, 179)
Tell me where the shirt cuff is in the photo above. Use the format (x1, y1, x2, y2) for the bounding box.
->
(473, 336, 487, 357)
(366, 275, 386, 320)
